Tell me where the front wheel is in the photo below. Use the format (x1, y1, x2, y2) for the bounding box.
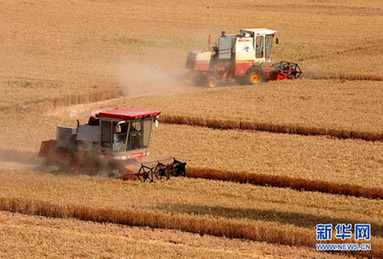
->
(206, 77, 218, 88)
(245, 66, 266, 85)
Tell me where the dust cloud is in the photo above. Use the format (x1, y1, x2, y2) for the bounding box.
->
(0, 148, 43, 171)
(299, 62, 327, 80)
(114, 55, 198, 97)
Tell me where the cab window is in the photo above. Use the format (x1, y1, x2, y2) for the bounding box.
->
(126, 118, 153, 151)
(255, 36, 264, 58)
(101, 121, 111, 147)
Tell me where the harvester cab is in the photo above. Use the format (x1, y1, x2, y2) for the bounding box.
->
(39, 108, 186, 182)
(185, 28, 302, 87)
(97, 108, 158, 156)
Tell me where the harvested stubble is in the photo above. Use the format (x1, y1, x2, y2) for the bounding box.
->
(1, 0, 382, 111)
(0, 170, 382, 257)
(0, 211, 350, 259)
(1, 112, 382, 191)
(147, 124, 383, 190)
(1, 1, 383, 256)
(0, 79, 122, 112)
(0, 214, 259, 259)
(116, 79, 383, 141)
(186, 167, 383, 200)
(302, 43, 383, 82)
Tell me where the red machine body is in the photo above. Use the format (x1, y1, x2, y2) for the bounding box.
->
(39, 108, 186, 181)
(185, 29, 302, 87)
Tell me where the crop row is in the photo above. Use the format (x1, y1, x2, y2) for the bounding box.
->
(186, 167, 383, 199)
(148, 124, 383, 189)
(2, 111, 382, 191)
(2, 145, 381, 200)
(8, 87, 121, 113)
(161, 115, 383, 142)
(2, 115, 382, 191)
(0, 170, 382, 257)
(3, 144, 382, 200)
(0, 213, 247, 259)
(2, 210, 335, 259)
(114, 79, 383, 140)
(0, 196, 314, 248)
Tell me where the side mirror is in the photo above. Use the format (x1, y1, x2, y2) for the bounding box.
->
(115, 121, 126, 133)
(276, 38, 279, 44)
(154, 115, 159, 128)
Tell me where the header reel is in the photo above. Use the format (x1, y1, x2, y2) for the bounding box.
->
(271, 61, 302, 79)
(123, 158, 187, 182)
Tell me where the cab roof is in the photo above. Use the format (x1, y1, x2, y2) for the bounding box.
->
(99, 108, 161, 120)
(240, 28, 277, 35)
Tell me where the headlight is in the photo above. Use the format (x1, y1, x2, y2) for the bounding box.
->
(114, 155, 128, 160)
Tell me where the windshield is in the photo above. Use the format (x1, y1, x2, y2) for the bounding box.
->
(255, 36, 264, 58)
(265, 34, 273, 62)
(112, 118, 153, 152)
(112, 121, 128, 151)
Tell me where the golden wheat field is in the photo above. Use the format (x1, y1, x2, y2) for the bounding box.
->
(0, 170, 382, 257)
(0, 211, 352, 259)
(118, 80, 383, 139)
(1, 0, 383, 258)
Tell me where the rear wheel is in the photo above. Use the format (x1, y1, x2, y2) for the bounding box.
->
(245, 66, 266, 85)
(206, 77, 217, 88)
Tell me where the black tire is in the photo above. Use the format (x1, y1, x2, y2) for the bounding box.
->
(245, 66, 266, 85)
(206, 76, 218, 88)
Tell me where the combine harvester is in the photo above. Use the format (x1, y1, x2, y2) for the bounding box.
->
(186, 28, 302, 87)
(39, 108, 186, 182)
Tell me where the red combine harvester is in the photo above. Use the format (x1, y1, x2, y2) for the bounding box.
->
(39, 108, 186, 182)
(186, 29, 302, 87)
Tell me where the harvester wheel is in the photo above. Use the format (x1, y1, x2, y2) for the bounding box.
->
(206, 77, 217, 88)
(246, 66, 266, 85)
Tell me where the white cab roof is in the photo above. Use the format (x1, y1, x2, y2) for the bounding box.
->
(240, 28, 277, 35)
